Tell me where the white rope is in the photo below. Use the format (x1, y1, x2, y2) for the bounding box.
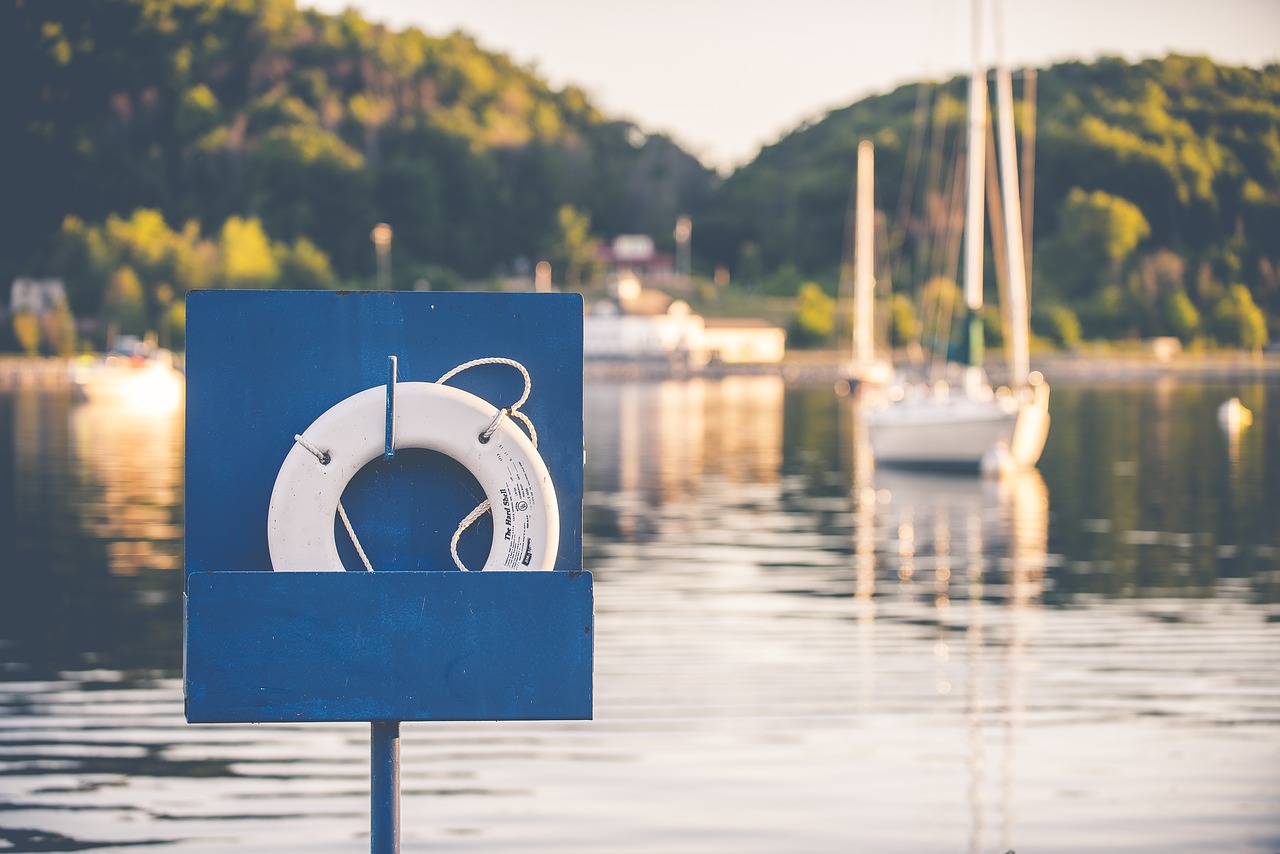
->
(509, 409, 537, 447)
(293, 433, 330, 465)
(292, 433, 374, 571)
(481, 407, 509, 441)
(437, 357, 531, 413)
(437, 358, 538, 571)
(337, 501, 375, 572)
(449, 500, 491, 572)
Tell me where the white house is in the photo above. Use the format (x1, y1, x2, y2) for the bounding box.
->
(8, 278, 67, 317)
(702, 318, 787, 366)
(584, 274, 784, 369)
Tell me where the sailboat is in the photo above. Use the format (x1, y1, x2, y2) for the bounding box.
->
(864, 0, 1049, 472)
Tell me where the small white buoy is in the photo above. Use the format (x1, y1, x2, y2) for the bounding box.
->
(1217, 397, 1253, 431)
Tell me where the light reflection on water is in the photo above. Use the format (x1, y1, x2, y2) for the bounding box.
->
(1, 377, 1278, 852)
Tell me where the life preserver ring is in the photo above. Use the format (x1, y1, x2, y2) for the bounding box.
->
(267, 381, 559, 572)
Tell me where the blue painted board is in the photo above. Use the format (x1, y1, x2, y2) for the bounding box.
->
(184, 290, 584, 575)
(182, 290, 591, 725)
(185, 570, 593, 723)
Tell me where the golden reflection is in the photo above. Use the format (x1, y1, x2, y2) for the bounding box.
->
(68, 395, 185, 575)
(586, 375, 784, 505)
(13, 390, 71, 511)
(1218, 394, 1254, 470)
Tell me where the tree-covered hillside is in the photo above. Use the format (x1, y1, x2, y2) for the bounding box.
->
(2, 0, 716, 296)
(698, 55, 1280, 346)
(2, 0, 1277, 351)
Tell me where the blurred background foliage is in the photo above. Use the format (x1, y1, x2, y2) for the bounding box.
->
(2, 0, 1277, 350)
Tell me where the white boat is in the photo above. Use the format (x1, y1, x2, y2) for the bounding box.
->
(71, 334, 184, 410)
(868, 377, 1049, 470)
(866, 0, 1048, 471)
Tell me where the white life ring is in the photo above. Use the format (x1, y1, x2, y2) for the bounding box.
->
(267, 381, 559, 572)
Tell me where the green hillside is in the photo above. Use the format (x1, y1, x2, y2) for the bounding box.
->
(3, 0, 1277, 351)
(2, 0, 716, 308)
(699, 55, 1280, 346)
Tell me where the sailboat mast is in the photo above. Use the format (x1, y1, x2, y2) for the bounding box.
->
(963, 0, 987, 377)
(854, 140, 875, 371)
(995, 65, 1030, 387)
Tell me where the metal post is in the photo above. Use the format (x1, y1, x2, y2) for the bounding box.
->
(371, 720, 400, 854)
(385, 356, 397, 461)
(674, 215, 692, 280)
(371, 223, 393, 291)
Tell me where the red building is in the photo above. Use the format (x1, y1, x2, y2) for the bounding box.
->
(596, 235, 674, 280)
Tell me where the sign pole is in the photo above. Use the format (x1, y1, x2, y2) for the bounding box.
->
(370, 720, 400, 853)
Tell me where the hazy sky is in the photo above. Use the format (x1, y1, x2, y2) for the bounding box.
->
(306, 0, 1280, 172)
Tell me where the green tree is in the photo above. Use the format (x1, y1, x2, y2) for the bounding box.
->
(246, 125, 370, 271)
(1045, 188, 1151, 300)
(41, 297, 79, 356)
(1162, 290, 1201, 344)
(918, 276, 962, 354)
(889, 293, 919, 347)
(276, 237, 338, 289)
(163, 301, 186, 351)
(12, 312, 41, 357)
(219, 216, 279, 288)
(1033, 304, 1083, 349)
(176, 84, 222, 141)
(102, 266, 148, 338)
(1209, 284, 1268, 350)
(735, 242, 764, 290)
(788, 282, 836, 348)
(549, 205, 599, 287)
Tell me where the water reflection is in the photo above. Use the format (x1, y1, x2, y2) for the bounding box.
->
(1, 379, 1278, 853)
(68, 396, 185, 575)
(862, 466, 1049, 606)
(586, 375, 784, 497)
(585, 376, 783, 544)
(0, 390, 184, 678)
(845, 406, 1050, 853)
(1039, 380, 1279, 602)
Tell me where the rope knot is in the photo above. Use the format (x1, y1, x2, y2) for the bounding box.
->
(480, 407, 510, 443)
(294, 434, 331, 466)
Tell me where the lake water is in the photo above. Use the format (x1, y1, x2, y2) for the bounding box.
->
(1, 375, 1278, 852)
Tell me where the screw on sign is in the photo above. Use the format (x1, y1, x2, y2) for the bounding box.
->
(183, 291, 593, 853)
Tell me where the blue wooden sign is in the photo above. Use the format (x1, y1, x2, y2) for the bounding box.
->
(185, 571, 592, 722)
(183, 290, 592, 725)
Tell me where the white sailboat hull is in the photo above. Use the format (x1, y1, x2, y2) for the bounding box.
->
(866, 387, 1049, 470)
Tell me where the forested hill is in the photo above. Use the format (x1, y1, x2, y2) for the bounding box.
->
(2, 0, 717, 288)
(699, 54, 1280, 344)
(3, 0, 1278, 349)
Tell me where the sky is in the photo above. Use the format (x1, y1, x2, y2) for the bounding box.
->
(306, 0, 1280, 173)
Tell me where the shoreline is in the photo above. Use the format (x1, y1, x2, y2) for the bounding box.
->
(586, 350, 1280, 385)
(4, 351, 1278, 393)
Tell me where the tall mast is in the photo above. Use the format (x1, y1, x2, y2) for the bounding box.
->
(854, 140, 875, 371)
(963, 0, 987, 384)
(1020, 68, 1037, 301)
(993, 0, 1029, 387)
